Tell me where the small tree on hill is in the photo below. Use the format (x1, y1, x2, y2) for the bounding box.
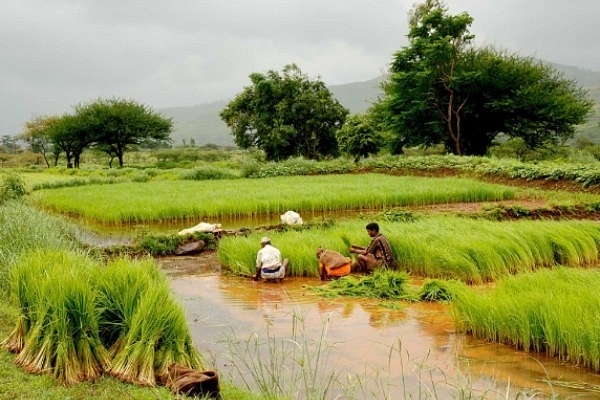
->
(220, 64, 349, 161)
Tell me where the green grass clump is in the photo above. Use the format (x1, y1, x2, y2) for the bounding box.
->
(136, 231, 216, 256)
(8, 250, 110, 384)
(453, 268, 600, 372)
(418, 279, 467, 303)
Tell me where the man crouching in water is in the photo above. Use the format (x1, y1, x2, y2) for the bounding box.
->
(349, 222, 395, 272)
(253, 236, 289, 282)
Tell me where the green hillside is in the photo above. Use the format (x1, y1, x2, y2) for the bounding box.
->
(160, 64, 600, 147)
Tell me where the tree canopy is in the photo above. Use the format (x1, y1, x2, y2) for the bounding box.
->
(220, 64, 349, 161)
(336, 113, 384, 161)
(377, 0, 594, 156)
(75, 98, 173, 167)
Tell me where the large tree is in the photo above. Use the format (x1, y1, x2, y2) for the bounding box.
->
(379, 0, 593, 156)
(75, 98, 173, 167)
(220, 64, 349, 161)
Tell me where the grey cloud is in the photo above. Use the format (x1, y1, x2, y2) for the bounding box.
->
(1, 0, 598, 135)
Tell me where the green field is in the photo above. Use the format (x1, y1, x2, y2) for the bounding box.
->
(29, 174, 515, 223)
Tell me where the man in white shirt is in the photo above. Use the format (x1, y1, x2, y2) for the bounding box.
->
(253, 236, 288, 282)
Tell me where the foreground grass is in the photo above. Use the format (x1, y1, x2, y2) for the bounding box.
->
(29, 174, 515, 224)
(0, 201, 251, 400)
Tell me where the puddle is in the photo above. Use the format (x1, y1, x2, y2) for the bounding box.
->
(162, 253, 600, 399)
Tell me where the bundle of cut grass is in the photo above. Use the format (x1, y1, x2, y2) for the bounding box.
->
(109, 279, 203, 386)
(10, 250, 110, 384)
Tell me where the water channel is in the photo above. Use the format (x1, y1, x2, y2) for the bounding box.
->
(78, 216, 600, 399)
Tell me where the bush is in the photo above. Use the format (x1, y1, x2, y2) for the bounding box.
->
(0, 174, 26, 203)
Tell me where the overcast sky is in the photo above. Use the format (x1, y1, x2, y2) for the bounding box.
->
(2, 0, 599, 136)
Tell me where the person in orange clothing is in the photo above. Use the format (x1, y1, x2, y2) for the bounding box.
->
(316, 247, 352, 281)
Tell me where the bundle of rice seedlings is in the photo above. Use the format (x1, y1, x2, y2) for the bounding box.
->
(109, 279, 203, 386)
(51, 275, 111, 383)
(94, 257, 162, 357)
(1, 253, 47, 353)
(314, 269, 410, 299)
(419, 279, 467, 303)
(12, 250, 110, 384)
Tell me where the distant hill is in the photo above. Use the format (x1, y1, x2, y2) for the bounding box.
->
(159, 64, 600, 147)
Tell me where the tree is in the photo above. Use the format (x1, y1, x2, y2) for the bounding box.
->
(76, 98, 173, 167)
(220, 64, 349, 161)
(337, 114, 384, 161)
(378, 0, 593, 156)
(47, 114, 91, 168)
(20, 115, 58, 167)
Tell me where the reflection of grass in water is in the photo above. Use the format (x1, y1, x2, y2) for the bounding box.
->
(221, 307, 559, 399)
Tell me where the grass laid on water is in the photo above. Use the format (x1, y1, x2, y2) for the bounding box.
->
(29, 174, 515, 224)
(219, 217, 600, 283)
(453, 268, 600, 373)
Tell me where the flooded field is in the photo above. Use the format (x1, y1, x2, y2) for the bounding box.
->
(161, 253, 600, 399)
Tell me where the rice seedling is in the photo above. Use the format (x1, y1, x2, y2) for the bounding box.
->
(109, 278, 203, 386)
(219, 217, 600, 283)
(418, 279, 467, 303)
(94, 257, 163, 356)
(9, 250, 110, 384)
(453, 268, 600, 373)
(311, 270, 410, 299)
(30, 174, 515, 224)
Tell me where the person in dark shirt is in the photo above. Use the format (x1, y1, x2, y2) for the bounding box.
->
(349, 222, 395, 272)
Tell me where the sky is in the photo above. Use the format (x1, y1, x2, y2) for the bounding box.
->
(2, 0, 599, 136)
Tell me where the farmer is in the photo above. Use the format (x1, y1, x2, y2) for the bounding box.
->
(253, 236, 288, 282)
(316, 247, 352, 281)
(349, 222, 395, 272)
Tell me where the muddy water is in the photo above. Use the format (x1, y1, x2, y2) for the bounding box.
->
(162, 254, 600, 399)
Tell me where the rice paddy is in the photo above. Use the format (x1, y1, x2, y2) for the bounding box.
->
(6, 157, 600, 397)
(453, 268, 600, 373)
(219, 217, 600, 283)
(29, 174, 516, 224)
